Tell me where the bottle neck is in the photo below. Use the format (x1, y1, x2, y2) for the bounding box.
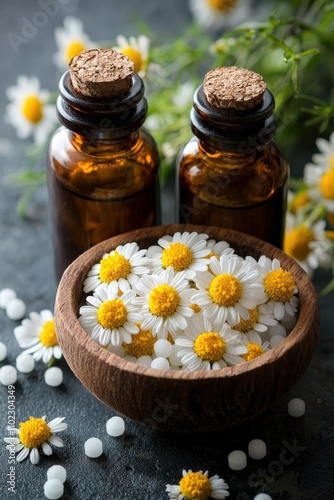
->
(190, 84, 277, 154)
(57, 71, 147, 141)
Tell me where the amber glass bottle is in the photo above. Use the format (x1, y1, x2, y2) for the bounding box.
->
(47, 50, 160, 280)
(176, 66, 288, 248)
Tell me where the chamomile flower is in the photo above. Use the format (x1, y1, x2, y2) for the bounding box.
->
(259, 258, 299, 321)
(4, 416, 67, 465)
(233, 306, 277, 335)
(284, 213, 328, 276)
(122, 324, 157, 361)
(83, 242, 150, 293)
(240, 337, 270, 362)
(304, 132, 334, 215)
(133, 267, 194, 338)
(115, 34, 150, 76)
(166, 469, 230, 500)
(205, 239, 235, 259)
(148, 231, 210, 278)
(5, 76, 57, 145)
(175, 316, 246, 371)
(79, 282, 142, 347)
(53, 16, 95, 70)
(14, 310, 62, 364)
(192, 255, 264, 327)
(189, 0, 250, 31)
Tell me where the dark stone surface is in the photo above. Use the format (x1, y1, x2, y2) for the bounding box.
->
(0, 1, 333, 499)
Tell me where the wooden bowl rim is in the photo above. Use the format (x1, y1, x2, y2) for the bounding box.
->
(56, 224, 319, 382)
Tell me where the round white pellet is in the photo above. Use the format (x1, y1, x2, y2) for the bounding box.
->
(248, 439, 267, 460)
(270, 335, 285, 348)
(154, 339, 172, 358)
(16, 353, 35, 373)
(268, 323, 286, 338)
(43, 478, 64, 499)
(44, 367, 63, 387)
(288, 398, 305, 417)
(84, 437, 103, 458)
(136, 355, 152, 367)
(0, 365, 17, 385)
(281, 313, 297, 330)
(151, 357, 170, 371)
(168, 345, 182, 367)
(228, 450, 247, 470)
(6, 298, 26, 320)
(106, 416, 125, 437)
(0, 288, 17, 308)
(0, 342, 7, 361)
(47, 465, 67, 483)
(253, 494, 272, 500)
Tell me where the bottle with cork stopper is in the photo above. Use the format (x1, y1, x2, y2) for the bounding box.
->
(176, 66, 289, 248)
(47, 48, 160, 281)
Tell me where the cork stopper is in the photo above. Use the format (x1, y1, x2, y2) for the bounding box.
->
(203, 66, 267, 110)
(69, 48, 135, 98)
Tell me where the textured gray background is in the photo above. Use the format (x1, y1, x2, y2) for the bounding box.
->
(0, 1, 333, 499)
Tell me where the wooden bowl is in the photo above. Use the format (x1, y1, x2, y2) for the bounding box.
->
(55, 224, 320, 433)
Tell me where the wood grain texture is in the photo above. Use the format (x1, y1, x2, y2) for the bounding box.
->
(55, 224, 320, 433)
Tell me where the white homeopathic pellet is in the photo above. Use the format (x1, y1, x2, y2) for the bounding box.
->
(44, 367, 63, 387)
(253, 494, 272, 500)
(154, 339, 172, 358)
(288, 398, 306, 417)
(6, 298, 26, 320)
(270, 335, 285, 348)
(248, 439, 267, 459)
(84, 437, 103, 458)
(47, 465, 67, 483)
(228, 450, 247, 470)
(0, 288, 17, 308)
(43, 478, 64, 499)
(106, 416, 125, 437)
(151, 357, 170, 370)
(0, 341, 7, 361)
(0, 365, 17, 385)
(16, 353, 35, 373)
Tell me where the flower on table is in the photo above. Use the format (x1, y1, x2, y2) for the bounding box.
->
(175, 315, 246, 371)
(133, 267, 194, 338)
(83, 242, 150, 293)
(79, 281, 142, 347)
(115, 34, 151, 77)
(189, 0, 250, 31)
(304, 131, 334, 221)
(14, 310, 62, 364)
(191, 254, 265, 326)
(5, 76, 57, 145)
(147, 231, 210, 279)
(166, 469, 230, 499)
(53, 16, 95, 70)
(4, 416, 67, 465)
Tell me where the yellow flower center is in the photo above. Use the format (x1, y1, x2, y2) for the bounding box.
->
(242, 342, 265, 362)
(320, 169, 334, 200)
(22, 95, 44, 124)
(19, 417, 51, 449)
(234, 308, 259, 333)
(284, 226, 315, 261)
(207, 0, 238, 14)
(179, 471, 211, 500)
(264, 268, 295, 302)
(123, 325, 156, 358)
(121, 47, 144, 73)
(148, 284, 180, 317)
(190, 303, 201, 314)
(209, 274, 242, 306)
(161, 242, 193, 272)
(39, 319, 58, 347)
(99, 251, 131, 283)
(325, 230, 334, 242)
(205, 251, 219, 259)
(97, 300, 127, 329)
(327, 213, 334, 227)
(66, 40, 86, 62)
(289, 191, 310, 214)
(194, 332, 226, 362)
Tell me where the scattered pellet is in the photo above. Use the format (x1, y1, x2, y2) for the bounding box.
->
(44, 367, 63, 387)
(84, 437, 103, 458)
(43, 478, 64, 499)
(6, 298, 26, 320)
(228, 450, 247, 470)
(288, 398, 305, 417)
(106, 416, 125, 437)
(0, 365, 17, 385)
(16, 353, 35, 373)
(248, 439, 267, 459)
